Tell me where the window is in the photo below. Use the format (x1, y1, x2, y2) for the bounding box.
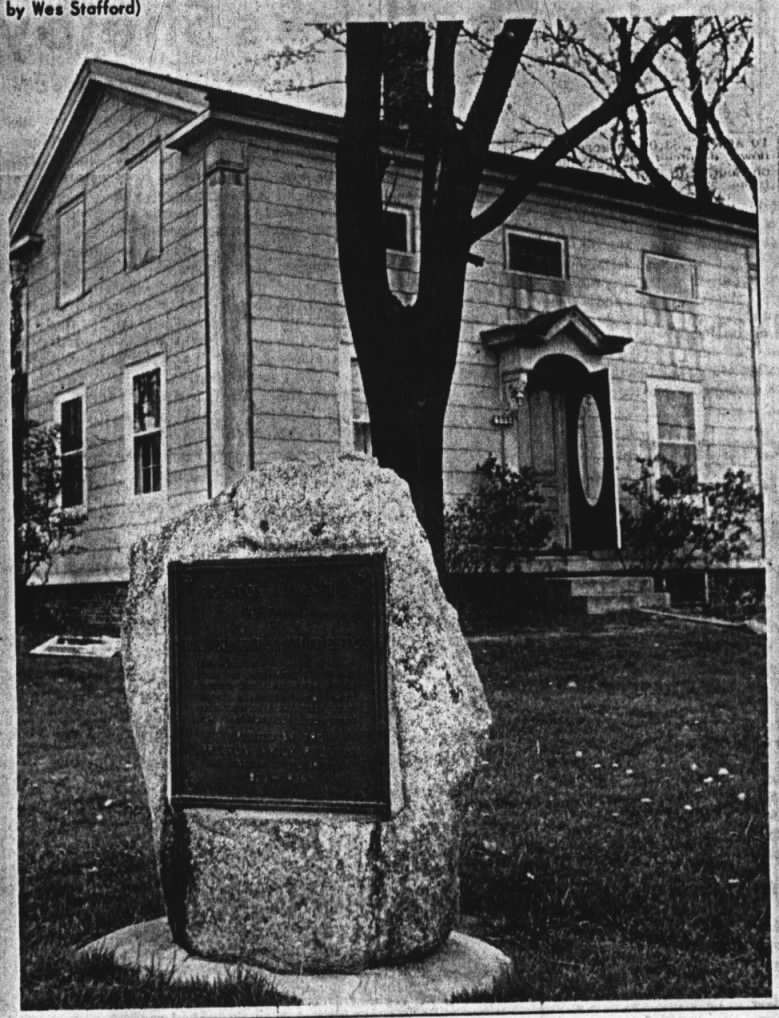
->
(648, 380, 702, 475)
(383, 206, 412, 253)
(126, 146, 161, 270)
(505, 229, 566, 278)
(642, 252, 697, 300)
(128, 359, 165, 495)
(351, 357, 372, 454)
(57, 195, 85, 305)
(55, 390, 85, 509)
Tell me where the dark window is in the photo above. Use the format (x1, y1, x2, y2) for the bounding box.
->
(132, 367, 162, 494)
(351, 357, 372, 454)
(506, 231, 565, 278)
(57, 196, 85, 305)
(59, 395, 84, 508)
(126, 147, 161, 270)
(383, 208, 410, 253)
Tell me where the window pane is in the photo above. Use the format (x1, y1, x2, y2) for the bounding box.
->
(127, 149, 161, 269)
(658, 441, 697, 472)
(61, 452, 83, 508)
(644, 253, 695, 300)
(58, 198, 84, 304)
(507, 232, 564, 277)
(656, 389, 695, 443)
(383, 209, 409, 252)
(60, 396, 82, 453)
(134, 433, 161, 494)
(133, 369, 161, 433)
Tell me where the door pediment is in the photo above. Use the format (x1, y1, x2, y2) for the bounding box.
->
(481, 305, 631, 375)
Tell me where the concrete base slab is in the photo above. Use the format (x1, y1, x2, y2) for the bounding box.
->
(78, 917, 513, 1006)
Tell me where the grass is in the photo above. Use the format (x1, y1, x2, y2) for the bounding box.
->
(17, 615, 770, 1007)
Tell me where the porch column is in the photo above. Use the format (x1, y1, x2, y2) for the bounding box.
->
(204, 138, 253, 495)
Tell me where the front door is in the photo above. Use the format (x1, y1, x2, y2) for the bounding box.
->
(566, 367, 618, 551)
(512, 359, 618, 552)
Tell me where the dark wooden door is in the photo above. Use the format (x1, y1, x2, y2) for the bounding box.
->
(566, 368, 618, 551)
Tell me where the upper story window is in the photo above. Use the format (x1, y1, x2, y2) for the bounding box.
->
(57, 195, 85, 306)
(383, 206, 412, 254)
(505, 228, 566, 278)
(55, 389, 86, 509)
(351, 357, 372, 454)
(127, 358, 165, 495)
(126, 145, 161, 270)
(642, 252, 697, 301)
(648, 379, 702, 476)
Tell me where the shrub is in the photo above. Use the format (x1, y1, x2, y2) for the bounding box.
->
(16, 422, 84, 588)
(444, 455, 553, 572)
(620, 457, 762, 571)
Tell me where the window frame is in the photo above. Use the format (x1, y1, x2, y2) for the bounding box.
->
(124, 141, 163, 272)
(56, 193, 86, 307)
(53, 386, 87, 512)
(383, 204, 413, 255)
(350, 355, 372, 455)
(641, 251, 698, 302)
(504, 227, 568, 279)
(647, 378, 704, 477)
(125, 355, 167, 499)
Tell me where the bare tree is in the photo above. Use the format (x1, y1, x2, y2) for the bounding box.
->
(270, 18, 753, 568)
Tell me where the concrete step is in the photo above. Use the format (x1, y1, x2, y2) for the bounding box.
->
(548, 574, 655, 597)
(570, 589, 672, 615)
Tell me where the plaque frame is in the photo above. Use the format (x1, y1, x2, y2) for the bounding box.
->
(168, 553, 390, 818)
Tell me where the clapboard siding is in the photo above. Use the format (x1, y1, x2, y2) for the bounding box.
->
(24, 90, 207, 583)
(19, 82, 759, 583)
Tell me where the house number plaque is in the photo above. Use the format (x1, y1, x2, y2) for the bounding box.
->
(168, 554, 389, 816)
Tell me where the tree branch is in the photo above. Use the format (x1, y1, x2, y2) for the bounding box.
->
(470, 17, 681, 242)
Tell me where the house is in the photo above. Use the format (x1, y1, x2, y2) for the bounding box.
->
(9, 59, 762, 622)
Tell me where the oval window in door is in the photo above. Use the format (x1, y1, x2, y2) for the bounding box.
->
(577, 394, 605, 506)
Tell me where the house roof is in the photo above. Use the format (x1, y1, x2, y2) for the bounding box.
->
(481, 306, 632, 358)
(9, 57, 758, 247)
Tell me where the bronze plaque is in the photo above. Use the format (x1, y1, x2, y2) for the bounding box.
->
(169, 554, 389, 816)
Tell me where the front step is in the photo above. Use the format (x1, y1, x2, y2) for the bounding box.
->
(545, 575, 671, 615)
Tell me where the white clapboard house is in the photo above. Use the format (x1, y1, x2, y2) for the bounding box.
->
(9, 59, 761, 620)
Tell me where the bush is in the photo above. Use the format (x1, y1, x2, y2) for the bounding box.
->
(16, 422, 84, 588)
(620, 457, 762, 571)
(444, 455, 553, 572)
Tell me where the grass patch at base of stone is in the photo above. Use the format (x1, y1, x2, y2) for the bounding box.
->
(17, 615, 770, 1006)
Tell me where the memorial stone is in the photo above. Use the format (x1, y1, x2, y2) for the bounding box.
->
(122, 454, 492, 974)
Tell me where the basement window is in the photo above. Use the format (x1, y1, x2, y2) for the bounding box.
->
(505, 229, 566, 278)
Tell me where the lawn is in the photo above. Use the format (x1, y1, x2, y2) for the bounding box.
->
(17, 614, 770, 1008)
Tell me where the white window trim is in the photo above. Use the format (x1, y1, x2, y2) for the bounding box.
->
(647, 378, 704, 477)
(124, 141, 163, 272)
(641, 251, 698, 302)
(504, 227, 567, 279)
(349, 353, 372, 454)
(124, 354, 167, 500)
(53, 385, 87, 512)
(56, 193, 86, 307)
(383, 203, 414, 254)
